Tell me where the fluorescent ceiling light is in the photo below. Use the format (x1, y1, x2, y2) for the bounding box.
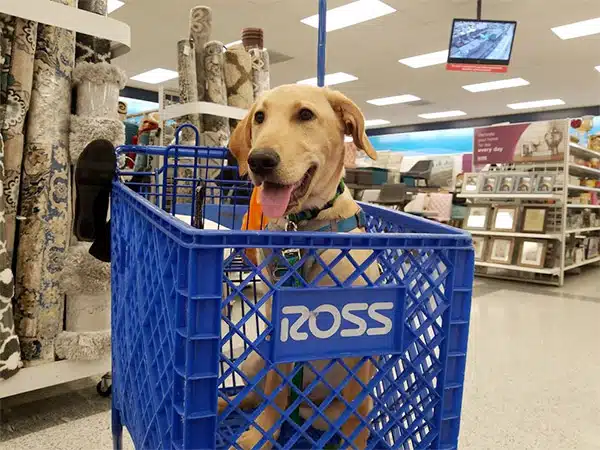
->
(301, 0, 396, 32)
(399, 50, 448, 68)
(552, 17, 600, 40)
(463, 77, 530, 93)
(594, 65, 600, 72)
(225, 40, 242, 47)
(130, 68, 179, 84)
(418, 110, 467, 120)
(367, 94, 421, 106)
(297, 72, 358, 87)
(107, 0, 124, 14)
(364, 119, 390, 127)
(507, 99, 565, 110)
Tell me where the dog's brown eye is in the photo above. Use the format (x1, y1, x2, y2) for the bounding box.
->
(254, 111, 265, 124)
(298, 108, 314, 121)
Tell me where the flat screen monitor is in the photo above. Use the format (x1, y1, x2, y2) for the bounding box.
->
(447, 19, 517, 66)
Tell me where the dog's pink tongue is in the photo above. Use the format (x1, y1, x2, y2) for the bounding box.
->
(260, 184, 295, 218)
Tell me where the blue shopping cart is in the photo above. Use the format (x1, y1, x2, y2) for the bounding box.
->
(110, 126, 474, 450)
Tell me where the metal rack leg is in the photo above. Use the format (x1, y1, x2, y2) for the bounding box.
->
(112, 405, 123, 450)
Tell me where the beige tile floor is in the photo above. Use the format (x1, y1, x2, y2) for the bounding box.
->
(2, 269, 600, 449)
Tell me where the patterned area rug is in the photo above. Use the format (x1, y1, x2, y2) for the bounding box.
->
(203, 40, 230, 139)
(177, 39, 201, 137)
(224, 45, 253, 129)
(189, 6, 211, 102)
(249, 47, 270, 99)
(76, 0, 111, 63)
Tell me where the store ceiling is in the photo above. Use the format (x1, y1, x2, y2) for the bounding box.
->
(113, 0, 600, 128)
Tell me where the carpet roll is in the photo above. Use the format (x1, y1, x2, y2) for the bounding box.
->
(224, 45, 253, 128)
(0, 15, 16, 129)
(203, 40, 230, 139)
(177, 39, 201, 137)
(72, 61, 127, 117)
(76, 0, 111, 63)
(14, 0, 76, 362)
(249, 47, 270, 100)
(69, 115, 125, 162)
(189, 6, 212, 101)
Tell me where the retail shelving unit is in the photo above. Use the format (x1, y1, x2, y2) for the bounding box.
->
(459, 137, 600, 286)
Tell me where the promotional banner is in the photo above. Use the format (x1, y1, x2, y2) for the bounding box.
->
(474, 120, 568, 165)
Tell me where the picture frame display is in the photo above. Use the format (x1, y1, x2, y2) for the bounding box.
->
(462, 173, 480, 193)
(516, 175, 533, 193)
(465, 206, 491, 230)
(518, 240, 547, 268)
(481, 175, 498, 193)
(491, 206, 519, 232)
(472, 236, 487, 261)
(521, 207, 548, 233)
(498, 175, 516, 193)
(487, 237, 515, 265)
(535, 174, 555, 193)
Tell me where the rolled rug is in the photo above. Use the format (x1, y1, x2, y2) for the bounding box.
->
(1, 18, 38, 259)
(54, 330, 110, 361)
(189, 6, 212, 101)
(224, 45, 253, 129)
(69, 115, 125, 162)
(76, 0, 111, 63)
(203, 40, 230, 139)
(0, 15, 16, 129)
(72, 61, 127, 117)
(249, 47, 270, 100)
(177, 39, 201, 138)
(14, 0, 76, 362)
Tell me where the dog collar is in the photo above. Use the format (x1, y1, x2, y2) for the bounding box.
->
(286, 180, 346, 225)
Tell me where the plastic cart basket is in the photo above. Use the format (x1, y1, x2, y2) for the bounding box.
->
(111, 127, 474, 450)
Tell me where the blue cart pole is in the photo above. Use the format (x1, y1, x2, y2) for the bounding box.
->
(317, 0, 327, 87)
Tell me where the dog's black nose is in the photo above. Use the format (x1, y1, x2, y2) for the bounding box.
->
(248, 148, 280, 176)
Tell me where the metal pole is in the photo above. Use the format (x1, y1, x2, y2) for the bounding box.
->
(476, 0, 482, 20)
(317, 0, 327, 87)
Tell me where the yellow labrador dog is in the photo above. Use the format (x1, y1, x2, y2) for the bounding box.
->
(221, 84, 379, 450)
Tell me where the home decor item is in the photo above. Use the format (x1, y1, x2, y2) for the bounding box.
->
(189, 6, 212, 102)
(491, 206, 519, 232)
(76, 0, 111, 63)
(1, 17, 38, 259)
(481, 174, 498, 193)
(472, 236, 487, 261)
(535, 174, 555, 193)
(487, 237, 515, 265)
(203, 40, 229, 138)
(521, 207, 548, 233)
(516, 174, 533, 193)
(465, 206, 490, 230)
(0, 15, 16, 128)
(587, 237, 599, 258)
(249, 47, 270, 99)
(498, 174, 516, 193)
(72, 61, 125, 117)
(224, 44, 253, 128)
(14, 0, 76, 362)
(462, 173, 480, 193)
(518, 240, 547, 268)
(242, 27, 264, 50)
(177, 39, 201, 137)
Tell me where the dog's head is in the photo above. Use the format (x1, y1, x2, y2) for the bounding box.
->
(230, 84, 376, 218)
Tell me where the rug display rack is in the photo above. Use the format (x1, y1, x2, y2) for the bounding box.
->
(0, 0, 130, 389)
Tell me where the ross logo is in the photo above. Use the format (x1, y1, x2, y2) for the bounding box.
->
(280, 302, 394, 342)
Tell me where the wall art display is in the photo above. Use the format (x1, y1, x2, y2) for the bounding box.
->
(521, 207, 548, 233)
(462, 173, 480, 193)
(498, 174, 516, 193)
(491, 206, 519, 232)
(481, 174, 498, 193)
(487, 237, 515, 265)
(472, 235, 487, 261)
(518, 240, 547, 268)
(535, 174, 555, 193)
(516, 174, 533, 193)
(465, 206, 490, 230)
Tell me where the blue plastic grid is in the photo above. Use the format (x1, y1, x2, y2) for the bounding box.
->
(111, 132, 474, 450)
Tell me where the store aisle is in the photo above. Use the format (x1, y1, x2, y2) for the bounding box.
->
(1, 272, 599, 449)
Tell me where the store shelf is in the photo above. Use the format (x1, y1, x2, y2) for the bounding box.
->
(160, 102, 247, 121)
(568, 163, 600, 178)
(475, 261, 560, 275)
(469, 230, 561, 239)
(0, 0, 131, 58)
(568, 184, 600, 193)
(0, 356, 111, 399)
(566, 227, 600, 234)
(457, 193, 560, 200)
(569, 142, 600, 160)
(564, 255, 600, 271)
(567, 203, 600, 209)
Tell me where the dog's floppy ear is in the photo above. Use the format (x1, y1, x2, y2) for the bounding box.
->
(229, 105, 256, 175)
(326, 89, 377, 160)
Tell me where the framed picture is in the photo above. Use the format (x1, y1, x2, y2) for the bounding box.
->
(472, 236, 487, 261)
(516, 175, 534, 193)
(462, 173, 480, 193)
(491, 206, 519, 232)
(521, 207, 548, 233)
(498, 175, 516, 193)
(465, 206, 490, 230)
(481, 175, 498, 193)
(487, 237, 515, 265)
(518, 240, 547, 268)
(535, 174, 555, 193)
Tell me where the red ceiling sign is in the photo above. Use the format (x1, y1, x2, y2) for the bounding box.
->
(446, 63, 508, 73)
